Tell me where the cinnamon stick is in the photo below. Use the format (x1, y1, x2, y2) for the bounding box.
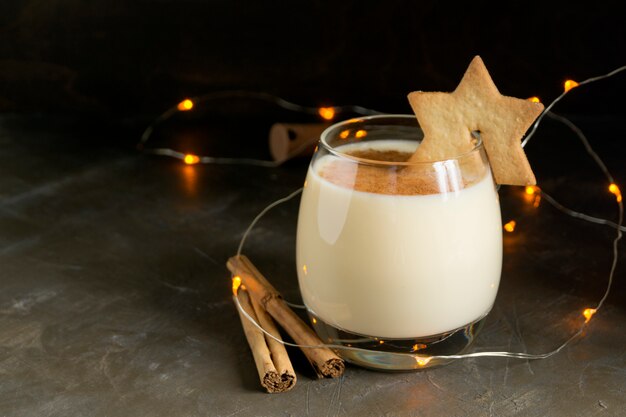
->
(249, 293, 296, 391)
(268, 123, 328, 163)
(235, 288, 295, 392)
(228, 255, 345, 378)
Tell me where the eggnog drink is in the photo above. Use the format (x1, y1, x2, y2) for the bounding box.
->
(296, 140, 502, 339)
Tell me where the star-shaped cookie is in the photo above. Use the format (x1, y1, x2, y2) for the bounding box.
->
(407, 56, 544, 186)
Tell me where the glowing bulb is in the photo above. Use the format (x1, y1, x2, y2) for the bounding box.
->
(583, 308, 596, 323)
(564, 80, 579, 92)
(415, 356, 432, 366)
(318, 107, 335, 121)
(528, 96, 541, 103)
(379, 340, 385, 345)
(232, 276, 242, 295)
(355, 129, 367, 138)
(312, 317, 317, 324)
(609, 183, 622, 202)
(525, 185, 540, 195)
(504, 220, 516, 233)
(339, 130, 350, 139)
(184, 154, 200, 165)
(177, 99, 194, 111)
(524, 186, 541, 207)
(302, 264, 308, 275)
(411, 343, 426, 352)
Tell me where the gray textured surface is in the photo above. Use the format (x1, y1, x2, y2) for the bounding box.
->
(0, 115, 625, 416)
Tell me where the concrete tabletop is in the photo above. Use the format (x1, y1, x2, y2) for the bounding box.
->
(1, 114, 624, 416)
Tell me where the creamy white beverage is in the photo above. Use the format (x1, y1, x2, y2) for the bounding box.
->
(296, 140, 502, 339)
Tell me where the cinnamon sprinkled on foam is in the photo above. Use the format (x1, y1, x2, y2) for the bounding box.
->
(318, 149, 473, 196)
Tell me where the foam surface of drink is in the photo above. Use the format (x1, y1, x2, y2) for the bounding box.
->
(296, 140, 502, 338)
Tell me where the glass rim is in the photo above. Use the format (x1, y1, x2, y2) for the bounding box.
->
(319, 114, 483, 167)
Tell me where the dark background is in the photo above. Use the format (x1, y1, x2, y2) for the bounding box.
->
(1, 0, 625, 120)
(1, 4, 626, 415)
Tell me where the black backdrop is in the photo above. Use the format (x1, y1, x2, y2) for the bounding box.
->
(1, 0, 625, 118)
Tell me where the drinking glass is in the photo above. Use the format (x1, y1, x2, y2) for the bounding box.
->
(296, 115, 502, 370)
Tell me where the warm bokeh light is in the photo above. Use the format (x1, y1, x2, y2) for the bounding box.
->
(415, 357, 431, 366)
(524, 186, 541, 207)
(302, 264, 308, 275)
(355, 129, 367, 138)
(564, 79, 579, 92)
(583, 308, 596, 323)
(232, 276, 242, 295)
(318, 107, 335, 121)
(339, 130, 350, 139)
(528, 96, 541, 103)
(312, 317, 317, 324)
(525, 185, 540, 195)
(411, 343, 426, 352)
(504, 220, 516, 233)
(177, 99, 194, 111)
(379, 340, 385, 345)
(184, 154, 200, 165)
(181, 165, 198, 196)
(609, 183, 622, 202)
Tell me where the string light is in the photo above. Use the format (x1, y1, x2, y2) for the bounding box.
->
(525, 185, 539, 195)
(528, 96, 541, 103)
(139, 66, 626, 167)
(564, 79, 580, 92)
(177, 98, 194, 111)
(229, 64, 625, 368)
(318, 107, 336, 121)
(232, 276, 242, 296)
(415, 357, 432, 367)
(522, 64, 626, 148)
(504, 220, 516, 232)
(609, 183, 622, 202)
(355, 129, 367, 138)
(183, 153, 200, 165)
(523, 186, 542, 207)
(138, 91, 381, 165)
(583, 308, 596, 323)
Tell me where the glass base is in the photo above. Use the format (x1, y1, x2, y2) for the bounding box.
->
(308, 312, 487, 371)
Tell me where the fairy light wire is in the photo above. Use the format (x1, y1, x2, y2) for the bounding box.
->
(537, 109, 625, 232)
(144, 147, 280, 167)
(230, 172, 622, 365)
(230, 64, 625, 365)
(521, 64, 626, 148)
(133, 61, 625, 365)
(236, 187, 303, 257)
(541, 111, 624, 313)
(137, 90, 383, 166)
(542, 191, 626, 232)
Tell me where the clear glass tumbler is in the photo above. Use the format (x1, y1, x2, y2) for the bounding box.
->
(296, 115, 502, 370)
